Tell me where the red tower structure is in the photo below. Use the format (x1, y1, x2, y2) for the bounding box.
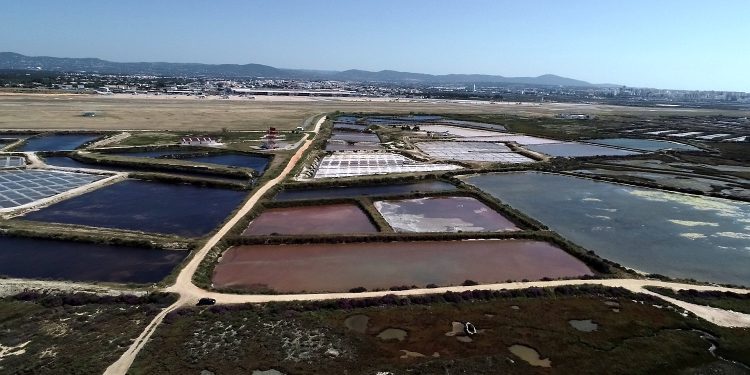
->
(263, 127, 279, 149)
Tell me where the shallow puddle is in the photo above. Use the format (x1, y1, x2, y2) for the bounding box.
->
(508, 344, 551, 367)
(377, 328, 408, 342)
(444, 322, 464, 337)
(569, 319, 598, 332)
(344, 314, 370, 334)
(399, 350, 425, 359)
(251, 370, 285, 375)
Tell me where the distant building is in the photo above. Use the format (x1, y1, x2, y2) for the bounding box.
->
(180, 137, 222, 146)
(556, 113, 592, 120)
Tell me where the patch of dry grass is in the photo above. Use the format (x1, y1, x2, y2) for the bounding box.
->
(2, 94, 746, 131)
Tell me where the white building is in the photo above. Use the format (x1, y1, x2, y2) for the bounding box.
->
(180, 137, 223, 146)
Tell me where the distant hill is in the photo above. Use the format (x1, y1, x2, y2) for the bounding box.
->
(0, 52, 283, 78)
(0, 52, 605, 87)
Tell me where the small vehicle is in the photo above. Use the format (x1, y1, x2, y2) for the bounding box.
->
(197, 297, 216, 306)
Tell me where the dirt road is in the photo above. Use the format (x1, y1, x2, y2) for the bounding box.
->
(102, 114, 326, 375)
(102, 113, 750, 374)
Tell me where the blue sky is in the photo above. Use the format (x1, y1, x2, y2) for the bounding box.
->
(2, 0, 748, 91)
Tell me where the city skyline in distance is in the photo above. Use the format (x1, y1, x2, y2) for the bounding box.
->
(2, 0, 748, 92)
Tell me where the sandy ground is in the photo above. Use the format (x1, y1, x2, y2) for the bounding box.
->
(2, 93, 748, 132)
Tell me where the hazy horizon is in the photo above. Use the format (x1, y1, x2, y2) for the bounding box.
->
(2, 0, 748, 91)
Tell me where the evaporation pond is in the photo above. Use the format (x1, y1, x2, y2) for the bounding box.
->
(465, 172, 750, 286)
(43, 156, 126, 172)
(0, 236, 186, 283)
(274, 181, 456, 201)
(525, 142, 639, 157)
(325, 142, 382, 151)
(18, 134, 99, 151)
(0, 169, 103, 209)
(110, 151, 270, 172)
(23, 179, 246, 237)
(329, 132, 380, 143)
(178, 154, 269, 172)
(374, 196, 519, 232)
(44, 156, 247, 182)
(212, 240, 592, 292)
(588, 138, 701, 152)
(242, 203, 378, 235)
(107, 149, 197, 158)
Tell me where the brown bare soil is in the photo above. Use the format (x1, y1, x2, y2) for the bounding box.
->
(2, 94, 747, 131)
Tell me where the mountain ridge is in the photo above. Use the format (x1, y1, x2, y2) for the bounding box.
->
(0, 52, 609, 87)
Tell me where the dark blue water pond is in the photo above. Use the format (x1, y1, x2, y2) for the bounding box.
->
(0, 236, 187, 283)
(179, 154, 269, 173)
(334, 123, 369, 131)
(23, 179, 247, 237)
(0, 133, 36, 141)
(43, 156, 249, 183)
(18, 134, 100, 151)
(396, 115, 443, 122)
(335, 116, 359, 123)
(275, 181, 457, 201)
(108, 149, 197, 158)
(104, 151, 269, 173)
(43, 156, 126, 172)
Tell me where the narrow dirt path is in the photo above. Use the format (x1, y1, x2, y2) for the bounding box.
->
(22, 152, 45, 168)
(198, 278, 750, 328)
(88, 132, 131, 148)
(103, 115, 326, 375)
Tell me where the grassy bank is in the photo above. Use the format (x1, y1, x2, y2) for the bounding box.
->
(0, 292, 177, 374)
(0, 220, 192, 250)
(71, 151, 252, 179)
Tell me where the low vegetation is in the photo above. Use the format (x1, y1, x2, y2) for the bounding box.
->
(129, 285, 750, 374)
(0, 292, 176, 374)
(72, 151, 253, 179)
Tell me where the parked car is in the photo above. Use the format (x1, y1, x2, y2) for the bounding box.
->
(197, 297, 216, 306)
